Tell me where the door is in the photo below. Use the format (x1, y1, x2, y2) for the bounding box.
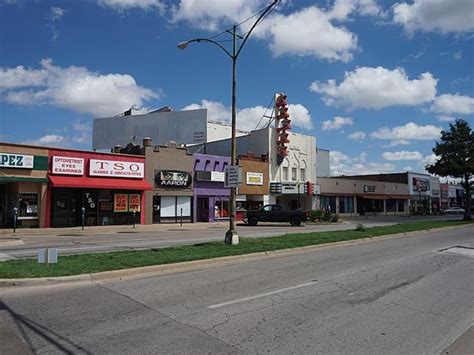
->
(52, 189, 79, 227)
(153, 196, 160, 223)
(197, 198, 209, 222)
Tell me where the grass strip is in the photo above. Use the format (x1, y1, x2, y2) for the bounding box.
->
(0, 220, 472, 279)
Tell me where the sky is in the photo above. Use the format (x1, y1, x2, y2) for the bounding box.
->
(0, 0, 473, 176)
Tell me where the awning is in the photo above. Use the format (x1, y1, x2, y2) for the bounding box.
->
(48, 175, 152, 190)
(0, 176, 49, 183)
(357, 194, 387, 200)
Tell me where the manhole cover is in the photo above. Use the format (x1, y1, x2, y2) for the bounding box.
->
(440, 246, 474, 257)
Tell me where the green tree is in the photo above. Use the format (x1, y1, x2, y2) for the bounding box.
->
(426, 119, 473, 220)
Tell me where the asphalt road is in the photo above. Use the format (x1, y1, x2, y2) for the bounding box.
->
(1, 225, 473, 354)
(0, 215, 461, 260)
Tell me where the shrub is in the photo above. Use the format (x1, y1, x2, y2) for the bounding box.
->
(309, 210, 323, 222)
(330, 214, 339, 223)
(355, 223, 366, 231)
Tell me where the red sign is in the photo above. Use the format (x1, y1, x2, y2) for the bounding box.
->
(114, 194, 128, 212)
(275, 93, 291, 165)
(129, 194, 141, 212)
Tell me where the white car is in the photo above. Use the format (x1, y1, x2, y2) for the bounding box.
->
(444, 207, 465, 214)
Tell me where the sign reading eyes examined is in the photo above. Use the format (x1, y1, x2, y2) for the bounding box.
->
(89, 159, 144, 178)
(52, 156, 84, 175)
(0, 153, 34, 169)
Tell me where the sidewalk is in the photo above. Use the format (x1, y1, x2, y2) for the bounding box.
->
(0, 222, 229, 242)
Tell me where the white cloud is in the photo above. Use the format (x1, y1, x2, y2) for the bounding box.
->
(24, 134, 65, 147)
(172, 1, 384, 62)
(382, 150, 423, 161)
(256, 6, 358, 62)
(182, 99, 313, 131)
(348, 130, 366, 141)
(423, 153, 439, 166)
(393, 0, 474, 34)
(430, 94, 474, 115)
(383, 139, 410, 147)
(50, 7, 65, 20)
(330, 150, 396, 176)
(436, 115, 456, 122)
(310, 66, 437, 109)
(0, 59, 159, 117)
(322, 116, 353, 131)
(98, 0, 165, 13)
(371, 122, 442, 141)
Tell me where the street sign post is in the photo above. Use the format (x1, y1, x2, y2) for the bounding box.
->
(224, 166, 242, 188)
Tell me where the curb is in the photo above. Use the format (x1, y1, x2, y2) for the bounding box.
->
(0, 239, 24, 247)
(1, 223, 472, 288)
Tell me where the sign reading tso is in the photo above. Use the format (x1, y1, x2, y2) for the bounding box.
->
(89, 159, 144, 178)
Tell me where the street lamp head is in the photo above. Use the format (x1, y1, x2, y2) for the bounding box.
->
(177, 41, 189, 50)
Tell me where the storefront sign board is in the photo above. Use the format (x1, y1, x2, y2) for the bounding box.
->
(211, 171, 225, 182)
(155, 171, 192, 187)
(114, 194, 129, 212)
(246, 172, 263, 186)
(281, 183, 298, 194)
(52, 156, 84, 175)
(90, 159, 144, 178)
(0, 153, 34, 169)
(129, 194, 141, 212)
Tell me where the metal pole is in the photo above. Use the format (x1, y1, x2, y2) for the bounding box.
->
(81, 207, 85, 230)
(13, 207, 18, 233)
(180, 208, 183, 227)
(133, 210, 136, 229)
(225, 25, 239, 245)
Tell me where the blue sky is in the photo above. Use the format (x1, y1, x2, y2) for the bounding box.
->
(0, 0, 473, 176)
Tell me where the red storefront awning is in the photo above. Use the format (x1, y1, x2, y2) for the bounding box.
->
(48, 175, 153, 190)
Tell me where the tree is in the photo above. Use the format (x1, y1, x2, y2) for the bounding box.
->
(426, 119, 474, 220)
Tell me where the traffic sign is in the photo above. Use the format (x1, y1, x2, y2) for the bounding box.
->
(224, 166, 242, 188)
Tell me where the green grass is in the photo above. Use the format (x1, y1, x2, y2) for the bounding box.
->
(0, 220, 472, 279)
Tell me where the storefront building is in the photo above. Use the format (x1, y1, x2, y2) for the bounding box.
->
(440, 183, 449, 211)
(408, 172, 432, 214)
(0, 143, 49, 228)
(448, 184, 464, 207)
(430, 176, 441, 214)
(142, 140, 194, 224)
(193, 153, 230, 222)
(318, 177, 409, 216)
(46, 149, 150, 227)
(237, 153, 270, 213)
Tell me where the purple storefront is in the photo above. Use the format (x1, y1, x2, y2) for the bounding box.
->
(193, 154, 230, 222)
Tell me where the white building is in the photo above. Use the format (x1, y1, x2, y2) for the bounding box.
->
(190, 126, 319, 210)
(92, 108, 249, 150)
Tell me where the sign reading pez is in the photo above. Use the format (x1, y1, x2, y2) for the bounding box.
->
(89, 159, 144, 178)
(0, 153, 34, 169)
(52, 156, 84, 175)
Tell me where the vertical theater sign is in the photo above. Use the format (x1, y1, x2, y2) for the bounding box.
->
(275, 93, 291, 165)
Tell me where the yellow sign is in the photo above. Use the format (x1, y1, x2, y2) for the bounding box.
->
(114, 194, 128, 212)
(129, 194, 141, 212)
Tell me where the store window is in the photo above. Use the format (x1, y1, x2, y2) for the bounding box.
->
(320, 196, 336, 213)
(215, 200, 229, 218)
(300, 168, 306, 181)
(397, 200, 405, 212)
(374, 200, 384, 212)
(291, 167, 297, 181)
(339, 196, 354, 213)
(18, 193, 39, 219)
(386, 199, 396, 212)
(282, 167, 288, 181)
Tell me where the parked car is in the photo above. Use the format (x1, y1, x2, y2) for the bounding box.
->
(443, 207, 465, 214)
(243, 204, 308, 226)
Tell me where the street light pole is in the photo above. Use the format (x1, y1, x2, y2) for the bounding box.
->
(178, 0, 279, 245)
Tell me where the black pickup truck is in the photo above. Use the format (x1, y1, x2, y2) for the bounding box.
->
(243, 204, 307, 226)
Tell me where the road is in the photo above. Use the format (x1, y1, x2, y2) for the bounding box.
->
(1, 224, 473, 354)
(0, 215, 461, 260)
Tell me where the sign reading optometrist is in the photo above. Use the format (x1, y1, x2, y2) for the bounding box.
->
(52, 156, 84, 175)
(89, 159, 144, 178)
(0, 153, 34, 169)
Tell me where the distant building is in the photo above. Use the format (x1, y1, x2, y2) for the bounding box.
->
(92, 108, 249, 150)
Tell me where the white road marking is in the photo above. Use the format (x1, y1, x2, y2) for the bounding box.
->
(208, 281, 318, 309)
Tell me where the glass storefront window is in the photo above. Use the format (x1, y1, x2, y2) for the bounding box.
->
(397, 200, 405, 212)
(18, 193, 39, 219)
(386, 199, 396, 212)
(339, 197, 354, 213)
(320, 196, 336, 213)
